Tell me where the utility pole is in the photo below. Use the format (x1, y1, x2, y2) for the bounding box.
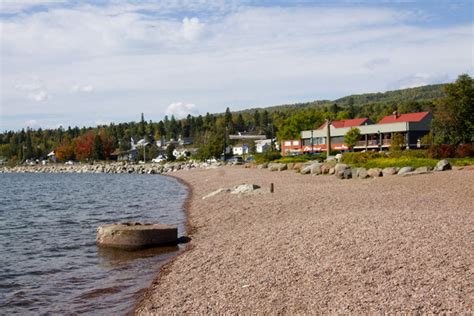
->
(311, 130, 314, 155)
(326, 119, 332, 158)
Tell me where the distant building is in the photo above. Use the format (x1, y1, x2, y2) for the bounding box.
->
(232, 143, 249, 156)
(282, 111, 433, 155)
(255, 139, 272, 153)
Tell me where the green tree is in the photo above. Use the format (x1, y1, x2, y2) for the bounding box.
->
(390, 133, 405, 151)
(166, 143, 176, 161)
(344, 127, 361, 149)
(432, 74, 473, 145)
(93, 134, 104, 160)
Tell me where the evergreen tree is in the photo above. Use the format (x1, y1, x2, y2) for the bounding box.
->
(93, 134, 104, 160)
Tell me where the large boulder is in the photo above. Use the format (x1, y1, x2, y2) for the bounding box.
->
(334, 163, 349, 173)
(415, 166, 432, 174)
(231, 184, 261, 194)
(310, 162, 323, 175)
(336, 168, 352, 179)
(320, 163, 333, 174)
(300, 164, 312, 175)
(398, 166, 414, 175)
(368, 168, 382, 177)
(268, 163, 287, 172)
(96, 222, 178, 250)
(382, 167, 398, 176)
(435, 159, 451, 171)
(357, 168, 369, 179)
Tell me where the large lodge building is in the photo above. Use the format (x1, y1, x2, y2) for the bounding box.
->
(281, 111, 432, 155)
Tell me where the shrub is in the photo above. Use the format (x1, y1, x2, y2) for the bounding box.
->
(427, 144, 456, 159)
(390, 133, 406, 152)
(254, 151, 282, 164)
(456, 144, 474, 158)
(389, 149, 428, 159)
(340, 151, 384, 165)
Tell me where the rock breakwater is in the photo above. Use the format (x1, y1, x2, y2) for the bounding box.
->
(0, 161, 223, 175)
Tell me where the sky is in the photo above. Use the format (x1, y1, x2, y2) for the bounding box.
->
(0, 0, 473, 131)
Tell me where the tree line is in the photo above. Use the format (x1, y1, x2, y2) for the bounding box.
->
(1, 74, 472, 163)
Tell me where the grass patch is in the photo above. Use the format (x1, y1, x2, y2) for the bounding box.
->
(448, 157, 474, 166)
(351, 157, 438, 169)
(274, 154, 323, 164)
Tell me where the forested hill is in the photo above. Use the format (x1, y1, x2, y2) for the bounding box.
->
(241, 83, 447, 114)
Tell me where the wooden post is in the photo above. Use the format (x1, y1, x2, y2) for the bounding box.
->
(270, 183, 274, 193)
(326, 119, 332, 157)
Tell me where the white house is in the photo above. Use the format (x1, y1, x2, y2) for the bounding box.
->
(232, 144, 249, 156)
(255, 139, 272, 153)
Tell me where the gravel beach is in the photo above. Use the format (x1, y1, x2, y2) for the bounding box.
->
(136, 166, 473, 314)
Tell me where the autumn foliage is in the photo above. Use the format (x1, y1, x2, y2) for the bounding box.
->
(55, 138, 75, 162)
(75, 131, 95, 161)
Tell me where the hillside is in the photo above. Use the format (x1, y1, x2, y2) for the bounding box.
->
(240, 83, 447, 114)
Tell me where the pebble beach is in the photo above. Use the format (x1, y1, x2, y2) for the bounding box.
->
(135, 166, 474, 314)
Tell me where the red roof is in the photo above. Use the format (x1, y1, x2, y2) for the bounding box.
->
(318, 118, 371, 129)
(378, 112, 430, 124)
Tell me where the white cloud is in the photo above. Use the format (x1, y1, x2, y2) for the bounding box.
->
(0, 2, 472, 130)
(182, 17, 204, 41)
(14, 77, 50, 102)
(165, 102, 198, 118)
(25, 119, 38, 127)
(390, 73, 452, 89)
(71, 84, 94, 93)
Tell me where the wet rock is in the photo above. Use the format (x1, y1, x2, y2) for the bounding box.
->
(96, 223, 178, 250)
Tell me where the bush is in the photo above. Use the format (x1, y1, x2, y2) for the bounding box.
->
(427, 144, 456, 159)
(254, 151, 282, 164)
(340, 151, 384, 165)
(456, 144, 474, 158)
(389, 149, 428, 159)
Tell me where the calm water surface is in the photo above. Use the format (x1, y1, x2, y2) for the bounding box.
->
(0, 173, 187, 315)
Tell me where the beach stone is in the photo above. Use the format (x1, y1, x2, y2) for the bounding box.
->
(357, 168, 369, 179)
(320, 163, 333, 174)
(257, 163, 268, 169)
(300, 164, 312, 175)
(336, 168, 352, 179)
(268, 163, 287, 172)
(329, 167, 335, 175)
(231, 184, 261, 194)
(292, 163, 304, 172)
(96, 222, 178, 250)
(202, 188, 230, 199)
(382, 167, 398, 176)
(435, 159, 451, 171)
(398, 166, 414, 175)
(310, 163, 323, 175)
(334, 163, 349, 173)
(368, 168, 382, 177)
(415, 166, 432, 174)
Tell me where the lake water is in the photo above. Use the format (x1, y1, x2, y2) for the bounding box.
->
(0, 173, 188, 315)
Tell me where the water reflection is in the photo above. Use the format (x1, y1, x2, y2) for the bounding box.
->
(97, 246, 180, 268)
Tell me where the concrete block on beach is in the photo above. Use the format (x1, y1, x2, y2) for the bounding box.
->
(96, 222, 178, 250)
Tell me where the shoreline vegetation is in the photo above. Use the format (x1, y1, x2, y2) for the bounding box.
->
(134, 165, 473, 314)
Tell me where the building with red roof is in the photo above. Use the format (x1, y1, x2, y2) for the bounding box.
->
(282, 111, 433, 155)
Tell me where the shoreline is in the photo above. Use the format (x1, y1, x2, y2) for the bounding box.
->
(134, 166, 473, 314)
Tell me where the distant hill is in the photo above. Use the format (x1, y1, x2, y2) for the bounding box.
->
(240, 83, 447, 114)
